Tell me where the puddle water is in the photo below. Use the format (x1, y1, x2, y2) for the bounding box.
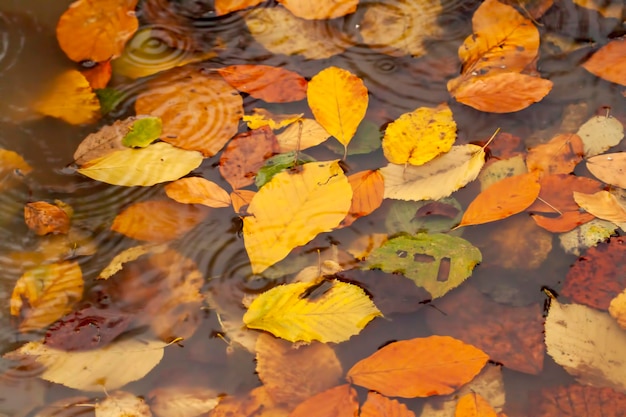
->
(0, 1, 625, 416)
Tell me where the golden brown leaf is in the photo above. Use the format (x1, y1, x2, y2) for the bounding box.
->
(277, 0, 358, 19)
(531, 211, 596, 233)
(165, 177, 231, 208)
(526, 133, 584, 176)
(231, 189, 256, 214)
(587, 152, 626, 189)
(289, 384, 358, 417)
(0, 149, 32, 191)
(526, 174, 604, 213)
(214, 0, 265, 15)
(217, 65, 307, 103)
(56, 0, 139, 62)
(24, 201, 70, 236)
(455, 393, 498, 417)
(243, 109, 303, 130)
(341, 170, 384, 227)
(276, 118, 331, 152)
(531, 384, 626, 417)
(573, 190, 626, 224)
(361, 392, 415, 417)
(81, 61, 112, 89)
(582, 37, 626, 86)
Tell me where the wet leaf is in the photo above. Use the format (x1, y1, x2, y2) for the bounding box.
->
(121, 116, 162, 148)
(77, 142, 203, 187)
(526, 174, 604, 214)
(111, 200, 209, 242)
(11, 261, 83, 332)
(214, 0, 265, 15)
(576, 115, 624, 157)
(609, 289, 626, 330)
(558, 218, 617, 256)
(545, 297, 626, 394)
(243, 160, 352, 274)
(95, 391, 152, 417)
(217, 65, 307, 103)
(361, 392, 415, 417)
(525, 133, 584, 176)
(56, 0, 138, 62)
(582, 37, 626, 86)
(24, 201, 70, 236)
(278, 0, 358, 19)
(149, 386, 220, 417)
(165, 178, 232, 208)
(562, 236, 626, 310)
(341, 170, 384, 227)
(276, 118, 331, 152)
(458, 172, 540, 227)
(243, 108, 303, 130)
(478, 155, 527, 191)
(587, 152, 626, 189)
(531, 211, 595, 233)
(255, 151, 317, 188)
(382, 104, 456, 166)
(364, 233, 481, 299)
(307, 67, 368, 151)
(426, 285, 544, 374)
(0, 149, 32, 189)
(255, 333, 343, 408)
(82, 61, 112, 89)
(381, 144, 485, 201)
(209, 386, 289, 417)
(219, 126, 280, 190)
(455, 393, 497, 417)
(289, 384, 358, 417)
(135, 67, 243, 157)
(98, 243, 168, 280)
(243, 279, 381, 343)
(574, 190, 626, 224)
(231, 189, 256, 214)
(33, 69, 100, 125)
(4, 338, 167, 392)
(385, 198, 462, 235)
(347, 336, 489, 398)
(531, 384, 626, 417)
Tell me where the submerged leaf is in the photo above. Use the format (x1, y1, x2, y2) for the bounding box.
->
(24, 201, 70, 236)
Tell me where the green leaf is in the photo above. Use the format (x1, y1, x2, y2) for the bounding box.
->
(122, 116, 162, 148)
(255, 151, 316, 188)
(95, 88, 125, 115)
(385, 198, 462, 235)
(364, 233, 482, 299)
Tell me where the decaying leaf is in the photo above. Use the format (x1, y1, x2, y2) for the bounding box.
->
(454, 393, 498, 417)
(526, 174, 604, 214)
(558, 218, 617, 256)
(582, 37, 626, 86)
(525, 133, 584, 176)
(574, 190, 626, 225)
(531, 211, 595, 233)
(587, 152, 626, 189)
(24, 201, 70, 236)
(361, 392, 415, 417)
(217, 65, 307, 103)
(478, 155, 527, 191)
(243, 160, 352, 274)
(243, 279, 381, 343)
(165, 178, 232, 208)
(531, 384, 626, 417)
(347, 336, 489, 398)
(341, 170, 385, 227)
(576, 115, 624, 157)
(277, 0, 358, 20)
(289, 384, 358, 417)
(95, 391, 152, 417)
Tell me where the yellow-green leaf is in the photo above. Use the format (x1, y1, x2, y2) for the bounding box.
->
(307, 67, 368, 151)
(382, 104, 456, 166)
(243, 160, 352, 274)
(77, 142, 203, 186)
(243, 280, 381, 343)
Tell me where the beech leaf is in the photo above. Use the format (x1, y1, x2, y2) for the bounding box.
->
(573, 190, 626, 225)
(217, 65, 307, 103)
(455, 393, 498, 417)
(582, 37, 626, 86)
(587, 152, 626, 188)
(165, 177, 232, 208)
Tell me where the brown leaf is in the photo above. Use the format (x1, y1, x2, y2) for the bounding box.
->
(582, 37, 626, 86)
(209, 386, 289, 417)
(526, 174, 604, 213)
(289, 384, 358, 417)
(340, 170, 384, 227)
(217, 65, 307, 103)
(526, 133, 584, 176)
(24, 201, 70, 236)
(531, 211, 595, 233)
(360, 392, 415, 417)
(531, 384, 626, 417)
(165, 177, 232, 208)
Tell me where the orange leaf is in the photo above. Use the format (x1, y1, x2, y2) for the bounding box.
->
(24, 202, 70, 236)
(582, 38, 626, 86)
(217, 65, 307, 103)
(277, 0, 358, 20)
(135, 67, 243, 157)
(214, 0, 265, 16)
(165, 177, 231, 208)
(531, 211, 595, 233)
(81, 61, 112, 89)
(526, 133, 584, 176)
(219, 127, 280, 190)
(347, 336, 489, 398)
(459, 172, 540, 227)
(361, 392, 415, 417)
(111, 200, 209, 242)
(526, 174, 604, 213)
(289, 384, 358, 417)
(56, 0, 139, 62)
(455, 393, 498, 417)
(231, 189, 256, 214)
(341, 170, 384, 227)
(532, 384, 626, 417)
(209, 386, 289, 417)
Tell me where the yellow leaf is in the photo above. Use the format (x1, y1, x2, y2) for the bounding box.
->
(165, 177, 231, 208)
(243, 280, 381, 343)
(381, 144, 485, 201)
(276, 118, 331, 152)
(33, 69, 100, 125)
(10, 261, 83, 332)
(242, 108, 303, 130)
(0, 149, 32, 188)
(307, 67, 368, 152)
(587, 152, 626, 189)
(573, 190, 626, 225)
(609, 289, 626, 330)
(243, 160, 352, 274)
(95, 391, 151, 417)
(277, 0, 358, 19)
(382, 104, 456, 166)
(455, 393, 498, 417)
(77, 142, 203, 187)
(98, 243, 168, 279)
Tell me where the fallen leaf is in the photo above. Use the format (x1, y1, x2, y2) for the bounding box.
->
(501, 0, 554, 18)
(255, 151, 316, 188)
(364, 233, 482, 299)
(214, 0, 265, 15)
(111, 200, 209, 242)
(382, 104, 456, 166)
(525, 133, 584, 176)
(121, 116, 162, 148)
(587, 152, 626, 188)
(576, 115, 624, 157)
(458, 172, 540, 227)
(24, 201, 70, 236)
(217, 65, 307, 103)
(385, 198, 462, 235)
(56, 0, 139, 62)
(307, 67, 368, 153)
(148, 386, 220, 417)
(243, 108, 303, 130)
(219, 126, 280, 190)
(276, 118, 331, 152)
(4, 338, 167, 392)
(231, 189, 256, 214)
(98, 243, 168, 279)
(165, 178, 232, 208)
(209, 386, 289, 417)
(531, 211, 596, 233)
(255, 333, 343, 409)
(289, 384, 358, 417)
(558, 218, 617, 256)
(526, 174, 604, 214)
(347, 336, 489, 398)
(33, 69, 100, 125)
(574, 190, 626, 224)
(244, 280, 381, 343)
(361, 392, 415, 417)
(478, 155, 527, 191)
(609, 289, 626, 330)
(381, 144, 485, 201)
(135, 67, 243, 157)
(95, 391, 152, 417)
(562, 236, 626, 310)
(341, 170, 384, 227)
(278, 0, 358, 19)
(531, 384, 626, 417)
(545, 297, 626, 394)
(0, 149, 32, 191)
(582, 37, 626, 86)
(426, 285, 544, 374)
(243, 160, 352, 274)
(10, 261, 83, 332)
(82, 61, 112, 89)
(455, 393, 498, 417)
(77, 142, 203, 187)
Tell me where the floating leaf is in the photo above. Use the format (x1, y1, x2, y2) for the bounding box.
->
(558, 219, 617, 256)
(277, 0, 358, 19)
(381, 144, 485, 201)
(24, 201, 70, 236)
(0, 149, 32, 187)
(289, 384, 358, 417)
(149, 387, 220, 417)
(531, 384, 626, 417)
(82, 61, 112, 89)
(582, 37, 626, 86)
(609, 289, 626, 330)
(218, 65, 307, 103)
(56, 0, 138, 62)
(478, 155, 527, 190)
(385, 198, 462, 235)
(77, 142, 203, 187)
(135, 67, 243, 157)
(231, 189, 256, 214)
(243, 280, 381, 343)
(307, 67, 368, 151)
(361, 392, 415, 417)
(255, 151, 316, 188)
(165, 178, 231, 208)
(576, 115, 624, 157)
(10, 261, 83, 332)
(214, 0, 265, 15)
(455, 393, 498, 417)
(210, 386, 289, 417)
(341, 170, 384, 227)
(382, 104, 456, 166)
(526, 133, 584, 176)
(364, 233, 481, 299)
(526, 174, 604, 214)
(347, 336, 489, 398)
(243, 160, 352, 274)
(458, 172, 540, 227)
(532, 211, 595, 233)
(95, 391, 151, 417)
(121, 116, 162, 148)
(276, 118, 331, 152)
(574, 190, 626, 224)
(243, 108, 303, 130)
(587, 152, 626, 189)
(98, 243, 167, 279)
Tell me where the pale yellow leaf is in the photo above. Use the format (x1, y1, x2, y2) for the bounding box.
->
(165, 177, 231, 208)
(576, 115, 624, 157)
(243, 280, 381, 343)
(276, 118, 331, 152)
(381, 144, 485, 201)
(77, 142, 203, 187)
(573, 190, 626, 224)
(277, 0, 358, 19)
(95, 391, 152, 417)
(587, 152, 626, 189)
(243, 160, 352, 274)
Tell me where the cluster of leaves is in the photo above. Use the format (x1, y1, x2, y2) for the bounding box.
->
(2, 0, 626, 416)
